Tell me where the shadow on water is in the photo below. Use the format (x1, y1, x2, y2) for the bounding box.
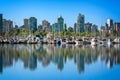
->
(0, 44, 120, 74)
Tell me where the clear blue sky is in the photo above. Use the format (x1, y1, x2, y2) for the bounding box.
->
(0, 0, 120, 28)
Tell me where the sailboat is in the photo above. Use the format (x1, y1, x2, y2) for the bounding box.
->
(113, 29, 120, 44)
(113, 37, 120, 44)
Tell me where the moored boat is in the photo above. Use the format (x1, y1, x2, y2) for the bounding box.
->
(91, 38, 98, 46)
(113, 37, 120, 44)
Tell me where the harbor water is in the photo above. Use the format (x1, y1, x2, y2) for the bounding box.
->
(0, 44, 120, 80)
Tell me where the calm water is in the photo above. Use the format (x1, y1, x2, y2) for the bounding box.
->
(0, 44, 120, 80)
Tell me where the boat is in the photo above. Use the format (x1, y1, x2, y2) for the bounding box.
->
(66, 38, 75, 44)
(83, 37, 91, 44)
(75, 38, 83, 45)
(113, 37, 120, 44)
(50, 39, 57, 44)
(91, 38, 98, 46)
(61, 38, 67, 44)
(99, 38, 108, 45)
(57, 38, 61, 45)
(108, 38, 113, 45)
(3, 39, 9, 44)
(27, 35, 38, 44)
(41, 37, 48, 44)
(35, 35, 43, 44)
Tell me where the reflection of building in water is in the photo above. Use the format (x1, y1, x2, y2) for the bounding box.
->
(106, 52, 114, 69)
(43, 45, 54, 54)
(42, 54, 51, 67)
(52, 48, 64, 71)
(114, 51, 120, 64)
(76, 54, 84, 73)
(52, 53, 59, 64)
(107, 56, 114, 69)
(0, 52, 3, 73)
(1, 44, 120, 73)
(91, 48, 98, 62)
(85, 53, 92, 64)
(3, 52, 13, 68)
(100, 47, 118, 69)
(57, 56, 64, 71)
(29, 53, 37, 70)
(37, 45, 44, 52)
(23, 58, 29, 68)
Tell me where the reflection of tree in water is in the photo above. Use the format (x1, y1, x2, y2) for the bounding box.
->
(0, 44, 120, 74)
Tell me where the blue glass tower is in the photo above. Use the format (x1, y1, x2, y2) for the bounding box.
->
(0, 14, 3, 34)
(76, 14, 85, 33)
(29, 17, 37, 32)
(58, 16, 64, 32)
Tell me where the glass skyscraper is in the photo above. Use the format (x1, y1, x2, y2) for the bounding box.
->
(3, 19, 13, 32)
(29, 17, 37, 32)
(84, 22, 92, 33)
(58, 16, 64, 32)
(52, 23, 59, 32)
(0, 14, 3, 34)
(76, 14, 85, 33)
(107, 18, 114, 31)
(24, 19, 29, 30)
(52, 16, 64, 32)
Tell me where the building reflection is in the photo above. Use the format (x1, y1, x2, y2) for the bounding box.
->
(0, 44, 120, 74)
(0, 48, 2, 73)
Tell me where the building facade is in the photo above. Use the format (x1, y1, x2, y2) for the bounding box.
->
(76, 14, 85, 33)
(0, 14, 3, 34)
(38, 24, 42, 31)
(52, 23, 59, 32)
(57, 16, 64, 32)
(24, 19, 29, 30)
(52, 16, 64, 32)
(3, 19, 13, 32)
(42, 20, 51, 31)
(91, 24, 98, 33)
(29, 17, 37, 32)
(84, 22, 92, 33)
(114, 22, 120, 33)
(74, 23, 77, 33)
(64, 23, 67, 31)
(107, 18, 114, 31)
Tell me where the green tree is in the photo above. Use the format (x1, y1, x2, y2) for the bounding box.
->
(68, 27, 73, 32)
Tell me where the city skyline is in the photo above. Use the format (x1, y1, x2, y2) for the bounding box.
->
(0, 0, 120, 28)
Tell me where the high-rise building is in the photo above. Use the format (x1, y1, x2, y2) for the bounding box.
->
(91, 24, 98, 33)
(84, 22, 92, 33)
(15, 25, 18, 28)
(0, 52, 3, 73)
(3, 19, 13, 32)
(52, 23, 59, 32)
(64, 23, 67, 31)
(24, 19, 29, 29)
(76, 13, 85, 33)
(52, 16, 64, 32)
(29, 17, 37, 32)
(114, 22, 120, 32)
(58, 16, 64, 32)
(3, 19, 6, 32)
(105, 23, 109, 32)
(107, 18, 114, 30)
(100, 26, 105, 31)
(38, 24, 42, 31)
(42, 20, 51, 31)
(0, 14, 3, 34)
(74, 23, 77, 32)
